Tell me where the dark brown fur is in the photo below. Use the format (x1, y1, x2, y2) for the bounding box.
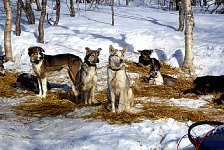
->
(137, 49, 153, 66)
(28, 46, 82, 99)
(183, 75, 224, 95)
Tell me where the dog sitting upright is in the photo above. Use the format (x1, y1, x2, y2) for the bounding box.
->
(107, 45, 134, 113)
(73, 47, 101, 104)
(137, 49, 153, 66)
(28, 46, 82, 99)
(0, 55, 5, 76)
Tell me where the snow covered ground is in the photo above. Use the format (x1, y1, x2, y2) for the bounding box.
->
(0, 0, 223, 150)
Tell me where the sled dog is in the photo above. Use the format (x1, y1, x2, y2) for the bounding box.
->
(148, 58, 176, 86)
(28, 46, 82, 99)
(148, 58, 164, 85)
(72, 47, 101, 104)
(107, 45, 134, 113)
(137, 49, 153, 66)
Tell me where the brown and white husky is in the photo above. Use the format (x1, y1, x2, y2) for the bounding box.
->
(28, 46, 82, 99)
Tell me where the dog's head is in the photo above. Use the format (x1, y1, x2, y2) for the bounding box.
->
(109, 45, 127, 70)
(84, 47, 101, 65)
(28, 46, 45, 64)
(138, 49, 153, 66)
(149, 58, 161, 78)
(0, 55, 5, 76)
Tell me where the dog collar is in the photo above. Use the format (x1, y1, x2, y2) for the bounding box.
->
(109, 65, 124, 71)
(84, 61, 96, 67)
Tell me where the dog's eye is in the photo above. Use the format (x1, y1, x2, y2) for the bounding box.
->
(114, 54, 118, 57)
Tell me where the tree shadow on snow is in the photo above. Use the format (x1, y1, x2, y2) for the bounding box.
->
(154, 49, 167, 61)
(0, 45, 3, 56)
(172, 49, 184, 67)
(108, 12, 177, 31)
(90, 33, 134, 52)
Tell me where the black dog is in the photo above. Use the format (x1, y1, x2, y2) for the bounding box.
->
(137, 50, 153, 66)
(213, 93, 224, 105)
(0, 55, 5, 76)
(15, 73, 51, 93)
(183, 75, 224, 95)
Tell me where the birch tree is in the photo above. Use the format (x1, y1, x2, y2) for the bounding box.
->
(70, 0, 75, 17)
(111, 0, 114, 26)
(38, 0, 47, 43)
(54, 0, 60, 25)
(35, 0, 41, 11)
(25, 0, 35, 24)
(16, 0, 23, 36)
(182, 0, 194, 72)
(3, 0, 13, 62)
(178, 0, 184, 31)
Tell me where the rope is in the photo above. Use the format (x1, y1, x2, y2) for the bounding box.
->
(176, 134, 188, 150)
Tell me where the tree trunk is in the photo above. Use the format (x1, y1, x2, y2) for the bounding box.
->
(182, 0, 194, 72)
(126, 0, 129, 5)
(35, 0, 41, 11)
(169, 0, 174, 11)
(111, 0, 114, 26)
(54, 0, 60, 25)
(38, 0, 47, 43)
(4, 0, 13, 62)
(70, 0, 75, 17)
(178, 0, 185, 31)
(16, 0, 23, 36)
(176, 0, 180, 11)
(25, 0, 35, 24)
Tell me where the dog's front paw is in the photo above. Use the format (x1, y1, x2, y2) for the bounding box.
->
(36, 94, 46, 99)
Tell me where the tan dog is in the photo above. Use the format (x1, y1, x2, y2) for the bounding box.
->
(72, 47, 101, 104)
(28, 46, 82, 99)
(107, 45, 134, 113)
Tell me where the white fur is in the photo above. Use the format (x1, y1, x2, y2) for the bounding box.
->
(32, 61, 45, 98)
(150, 71, 164, 85)
(32, 61, 42, 77)
(107, 46, 133, 113)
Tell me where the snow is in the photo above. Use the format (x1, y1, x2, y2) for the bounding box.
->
(0, 0, 223, 150)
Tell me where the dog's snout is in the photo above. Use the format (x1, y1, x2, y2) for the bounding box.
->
(120, 59, 123, 63)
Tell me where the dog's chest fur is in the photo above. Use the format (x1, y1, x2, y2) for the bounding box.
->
(149, 72, 164, 85)
(32, 61, 43, 76)
(108, 68, 127, 94)
(82, 65, 97, 89)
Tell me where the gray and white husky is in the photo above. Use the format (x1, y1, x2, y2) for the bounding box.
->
(107, 45, 134, 113)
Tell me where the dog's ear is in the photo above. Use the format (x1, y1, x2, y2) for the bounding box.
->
(149, 49, 153, 55)
(96, 48, 102, 55)
(28, 47, 34, 56)
(85, 47, 91, 55)
(40, 47, 45, 53)
(109, 45, 115, 55)
(137, 50, 142, 54)
(121, 48, 127, 55)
